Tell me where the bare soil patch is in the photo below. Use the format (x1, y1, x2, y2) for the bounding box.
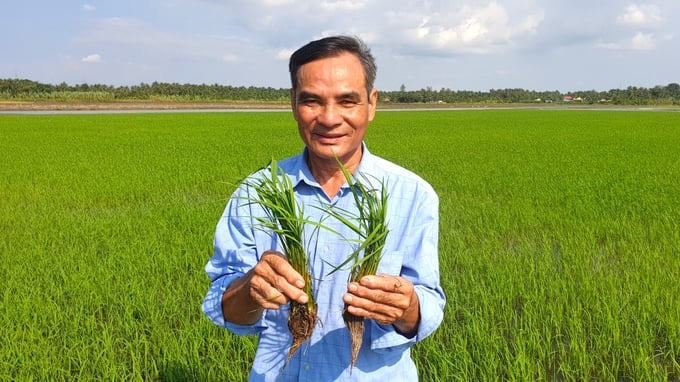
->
(1, 100, 677, 112)
(0, 101, 290, 111)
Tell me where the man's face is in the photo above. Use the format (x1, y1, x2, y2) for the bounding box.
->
(291, 52, 378, 166)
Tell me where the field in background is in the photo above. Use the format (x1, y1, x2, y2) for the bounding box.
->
(1, 110, 679, 380)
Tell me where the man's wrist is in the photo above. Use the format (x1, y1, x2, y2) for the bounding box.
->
(393, 292, 420, 337)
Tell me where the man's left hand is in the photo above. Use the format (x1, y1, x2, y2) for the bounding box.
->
(343, 274, 420, 337)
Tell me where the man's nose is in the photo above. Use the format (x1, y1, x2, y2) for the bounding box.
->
(317, 103, 343, 127)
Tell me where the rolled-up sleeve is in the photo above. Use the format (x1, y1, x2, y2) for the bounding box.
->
(201, 185, 271, 335)
(370, 179, 445, 351)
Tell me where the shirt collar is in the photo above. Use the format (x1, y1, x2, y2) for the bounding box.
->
(289, 142, 376, 191)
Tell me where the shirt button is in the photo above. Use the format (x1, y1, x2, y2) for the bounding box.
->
(304, 363, 311, 371)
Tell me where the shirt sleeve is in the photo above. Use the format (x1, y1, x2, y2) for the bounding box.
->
(369, 182, 446, 351)
(201, 184, 271, 335)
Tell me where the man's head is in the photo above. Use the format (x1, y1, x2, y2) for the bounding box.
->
(289, 35, 377, 97)
(288, 36, 379, 171)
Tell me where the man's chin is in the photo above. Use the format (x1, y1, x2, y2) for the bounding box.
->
(311, 144, 342, 158)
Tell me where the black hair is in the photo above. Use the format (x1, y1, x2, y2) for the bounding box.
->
(289, 35, 377, 95)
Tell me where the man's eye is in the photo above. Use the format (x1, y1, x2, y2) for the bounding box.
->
(340, 99, 358, 106)
(301, 99, 320, 106)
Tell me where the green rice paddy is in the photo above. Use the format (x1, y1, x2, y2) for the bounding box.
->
(1, 109, 679, 380)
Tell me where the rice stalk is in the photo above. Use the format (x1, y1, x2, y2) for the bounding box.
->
(325, 161, 389, 371)
(241, 160, 319, 363)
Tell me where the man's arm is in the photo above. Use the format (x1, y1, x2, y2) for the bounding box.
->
(343, 174, 445, 341)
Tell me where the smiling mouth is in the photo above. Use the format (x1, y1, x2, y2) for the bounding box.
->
(314, 132, 344, 143)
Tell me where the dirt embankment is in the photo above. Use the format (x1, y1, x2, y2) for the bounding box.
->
(2, 100, 678, 112)
(0, 101, 290, 111)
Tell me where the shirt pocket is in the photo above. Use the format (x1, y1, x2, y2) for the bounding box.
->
(376, 250, 404, 276)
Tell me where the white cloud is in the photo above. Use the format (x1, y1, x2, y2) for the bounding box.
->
(179, 1, 545, 57)
(45, 0, 677, 90)
(517, 12, 543, 33)
(83, 4, 96, 12)
(630, 32, 656, 50)
(617, 4, 662, 26)
(395, 2, 544, 54)
(598, 32, 656, 51)
(275, 49, 294, 60)
(81, 54, 102, 63)
(262, 0, 294, 5)
(222, 54, 239, 62)
(320, 1, 366, 11)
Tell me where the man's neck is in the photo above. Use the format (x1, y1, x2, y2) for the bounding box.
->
(306, 149, 362, 199)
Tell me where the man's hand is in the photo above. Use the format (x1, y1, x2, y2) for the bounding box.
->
(343, 274, 420, 337)
(222, 250, 308, 325)
(247, 250, 309, 308)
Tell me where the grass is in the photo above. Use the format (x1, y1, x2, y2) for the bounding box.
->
(376, 110, 680, 381)
(1, 109, 679, 380)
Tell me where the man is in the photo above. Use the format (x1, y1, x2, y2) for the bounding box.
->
(202, 35, 445, 381)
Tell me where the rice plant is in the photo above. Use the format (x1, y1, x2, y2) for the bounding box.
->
(240, 160, 319, 362)
(1, 110, 679, 380)
(323, 160, 390, 370)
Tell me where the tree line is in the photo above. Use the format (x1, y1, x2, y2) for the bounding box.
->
(1, 78, 679, 105)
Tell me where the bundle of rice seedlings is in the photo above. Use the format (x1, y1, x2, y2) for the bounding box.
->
(325, 163, 389, 371)
(243, 160, 318, 363)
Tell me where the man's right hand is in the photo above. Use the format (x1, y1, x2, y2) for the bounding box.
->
(247, 250, 309, 309)
(221, 250, 308, 325)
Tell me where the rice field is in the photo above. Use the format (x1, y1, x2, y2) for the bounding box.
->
(1, 109, 679, 381)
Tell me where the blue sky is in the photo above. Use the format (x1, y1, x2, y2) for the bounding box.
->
(1, 1, 678, 92)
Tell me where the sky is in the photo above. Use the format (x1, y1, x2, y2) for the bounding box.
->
(1, 1, 678, 92)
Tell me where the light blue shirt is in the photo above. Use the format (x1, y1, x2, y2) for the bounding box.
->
(202, 144, 445, 381)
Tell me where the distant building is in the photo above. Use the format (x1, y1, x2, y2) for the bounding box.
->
(563, 95, 583, 102)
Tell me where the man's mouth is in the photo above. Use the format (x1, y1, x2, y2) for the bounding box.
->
(315, 132, 344, 143)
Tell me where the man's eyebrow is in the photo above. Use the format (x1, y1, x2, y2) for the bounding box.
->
(337, 91, 362, 100)
(295, 91, 320, 100)
(295, 90, 363, 101)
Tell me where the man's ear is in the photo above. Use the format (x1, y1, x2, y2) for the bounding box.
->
(290, 89, 298, 121)
(368, 88, 378, 121)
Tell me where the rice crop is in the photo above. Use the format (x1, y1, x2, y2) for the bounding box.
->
(240, 160, 318, 362)
(323, 161, 389, 371)
(1, 108, 679, 380)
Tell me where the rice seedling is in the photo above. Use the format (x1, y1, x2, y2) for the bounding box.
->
(240, 160, 319, 362)
(2, 110, 679, 380)
(324, 160, 390, 370)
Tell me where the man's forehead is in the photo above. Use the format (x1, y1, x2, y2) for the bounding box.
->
(295, 54, 366, 89)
